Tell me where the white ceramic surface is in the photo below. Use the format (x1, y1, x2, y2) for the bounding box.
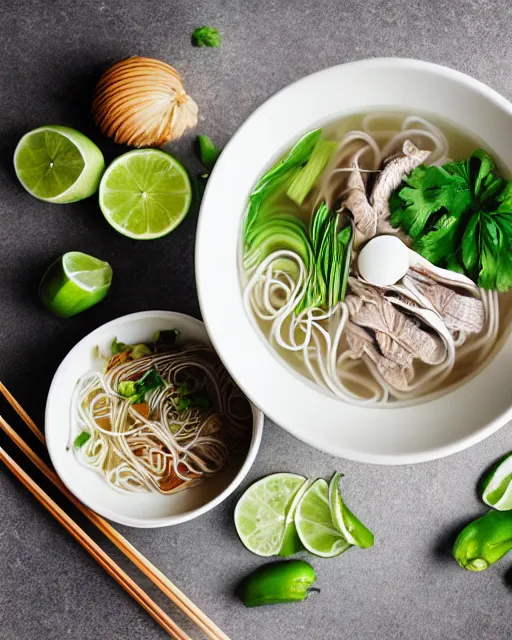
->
(196, 58, 512, 465)
(46, 311, 263, 527)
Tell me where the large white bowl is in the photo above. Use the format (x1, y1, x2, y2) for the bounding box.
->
(46, 311, 263, 527)
(196, 58, 512, 465)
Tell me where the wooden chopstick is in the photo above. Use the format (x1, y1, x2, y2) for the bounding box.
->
(0, 382, 230, 640)
(0, 445, 192, 640)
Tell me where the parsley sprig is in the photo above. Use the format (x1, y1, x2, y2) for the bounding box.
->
(389, 149, 512, 291)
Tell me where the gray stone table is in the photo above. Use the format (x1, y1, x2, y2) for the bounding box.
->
(0, 1, 511, 639)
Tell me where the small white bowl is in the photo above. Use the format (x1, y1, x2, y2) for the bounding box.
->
(46, 311, 263, 528)
(196, 58, 512, 465)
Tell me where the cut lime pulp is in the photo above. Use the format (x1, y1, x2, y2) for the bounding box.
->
(99, 149, 192, 240)
(39, 251, 112, 318)
(295, 478, 350, 558)
(234, 473, 306, 557)
(14, 125, 104, 203)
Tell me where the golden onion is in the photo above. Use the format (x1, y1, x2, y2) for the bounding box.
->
(92, 56, 198, 147)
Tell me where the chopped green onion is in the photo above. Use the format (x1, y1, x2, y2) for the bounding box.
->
(118, 369, 164, 403)
(131, 344, 152, 359)
(74, 432, 91, 448)
(111, 338, 126, 354)
(197, 135, 220, 170)
(192, 396, 211, 409)
(286, 140, 338, 205)
(177, 382, 191, 395)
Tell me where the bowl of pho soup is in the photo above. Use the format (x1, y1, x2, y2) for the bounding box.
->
(196, 58, 512, 464)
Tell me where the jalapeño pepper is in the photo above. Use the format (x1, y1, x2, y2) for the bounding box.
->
(453, 510, 512, 571)
(237, 560, 317, 607)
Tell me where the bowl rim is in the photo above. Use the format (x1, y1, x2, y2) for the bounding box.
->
(195, 57, 512, 465)
(45, 310, 264, 527)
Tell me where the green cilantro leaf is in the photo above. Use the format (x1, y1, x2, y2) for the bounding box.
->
(390, 149, 512, 291)
(192, 26, 221, 48)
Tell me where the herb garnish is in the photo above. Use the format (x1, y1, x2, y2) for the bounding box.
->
(191, 26, 221, 48)
(389, 149, 512, 291)
(118, 368, 164, 404)
(74, 431, 91, 448)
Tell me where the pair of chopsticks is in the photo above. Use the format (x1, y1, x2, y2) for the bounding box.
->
(0, 382, 230, 640)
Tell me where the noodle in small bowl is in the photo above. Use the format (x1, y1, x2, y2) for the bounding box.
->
(46, 311, 263, 527)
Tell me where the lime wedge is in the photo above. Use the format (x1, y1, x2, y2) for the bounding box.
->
(39, 251, 112, 317)
(295, 478, 350, 558)
(279, 480, 310, 556)
(482, 452, 512, 511)
(234, 473, 306, 557)
(99, 149, 192, 240)
(329, 472, 374, 548)
(14, 126, 104, 203)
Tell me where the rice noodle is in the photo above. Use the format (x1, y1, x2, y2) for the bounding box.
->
(243, 113, 504, 407)
(72, 345, 252, 494)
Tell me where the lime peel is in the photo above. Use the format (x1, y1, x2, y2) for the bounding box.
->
(14, 125, 104, 203)
(40, 251, 112, 318)
(482, 452, 512, 511)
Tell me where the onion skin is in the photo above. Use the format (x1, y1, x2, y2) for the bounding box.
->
(92, 56, 198, 148)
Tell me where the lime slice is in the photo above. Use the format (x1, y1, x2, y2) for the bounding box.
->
(482, 452, 512, 511)
(279, 480, 310, 556)
(99, 149, 192, 240)
(329, 472, 374, 548)
(234, 473, 306, 557)
(295, 478, 350, 558)
(14, 126, 104, 203)
(39, 251, 112, 318)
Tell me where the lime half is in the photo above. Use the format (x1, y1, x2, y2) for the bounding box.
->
(99, 149, 192, 240)
(295, 478, 350, 558)
(39, 251, 112, 317)
(329, 472, 374, 548)
(234, 473, 306, 557)
(14, 126, 104, 203)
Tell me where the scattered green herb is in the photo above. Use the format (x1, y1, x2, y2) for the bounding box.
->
(389, 149, 512, 290)
(177, 382, 191, 395)
(74, 431, 91, 448)
(191, 395, 211, 409)
(111, 337, 127, 354)
(153, 329, 180, 348)
(131, 344, 152, 359)
(192, 26, 221, 48)
(118, 368, 164, 403)
(197, 135, 220, 170)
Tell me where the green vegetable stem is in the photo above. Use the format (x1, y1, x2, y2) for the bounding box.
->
(237, 560, 317, 607)
(453, 510, 512, 571)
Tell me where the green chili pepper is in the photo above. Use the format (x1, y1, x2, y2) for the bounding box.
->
(453, 510, 512, 571)
(237, 560, 317, 607)
(196, 135, 219, 170)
